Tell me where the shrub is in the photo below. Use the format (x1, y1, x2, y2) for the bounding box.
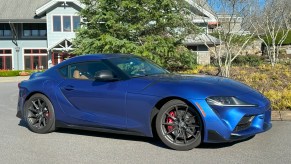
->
(0, 70, 43, 77)
(0, 70, 21, 77)
(264, 31, 291, 45)
(179, 64, 291, 111)
(232, 55, 264, 66)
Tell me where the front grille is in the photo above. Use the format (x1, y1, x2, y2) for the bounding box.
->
(234, 115, 254, 132)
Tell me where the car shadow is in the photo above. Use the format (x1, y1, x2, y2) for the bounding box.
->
(56, 128, 170, 149)
(18, 120, 254, 150)
(198, 136, 255, 149)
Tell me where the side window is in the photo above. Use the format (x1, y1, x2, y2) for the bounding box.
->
(59, 61, 117, 80)
(59, 65, 69, 78)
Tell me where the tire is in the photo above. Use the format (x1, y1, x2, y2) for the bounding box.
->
(24, 93, 55, 134)
(155, 99, 203, 150)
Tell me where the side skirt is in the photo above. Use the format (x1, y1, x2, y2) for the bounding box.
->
(55, 120, 146, 137)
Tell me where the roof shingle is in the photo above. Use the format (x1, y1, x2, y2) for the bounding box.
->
(0, 0, 50, 22)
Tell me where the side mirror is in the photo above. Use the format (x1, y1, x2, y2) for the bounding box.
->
(94, 70, 118, 81)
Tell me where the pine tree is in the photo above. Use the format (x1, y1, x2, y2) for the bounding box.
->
(73, 0, 198, 69)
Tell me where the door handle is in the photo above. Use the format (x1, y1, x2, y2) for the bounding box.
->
(63, 85, 75, 91)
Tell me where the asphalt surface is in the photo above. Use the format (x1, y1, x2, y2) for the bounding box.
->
(1, 82, 291, 164)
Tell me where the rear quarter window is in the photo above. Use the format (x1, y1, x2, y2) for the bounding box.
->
(58, 65, 69, 78)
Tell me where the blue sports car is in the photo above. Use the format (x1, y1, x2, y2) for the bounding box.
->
(17, 54, 272, 150)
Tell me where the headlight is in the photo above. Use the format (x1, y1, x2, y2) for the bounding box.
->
(206, 96, 257, 107)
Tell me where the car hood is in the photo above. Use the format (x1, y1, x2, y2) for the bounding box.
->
(127, 73, 265, 100)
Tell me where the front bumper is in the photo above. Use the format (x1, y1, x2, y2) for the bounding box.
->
(190, 99, 272, 143)
(16, 110, 22, 118)
(16, 86, 27, 119)
(207, 122, 272, 143)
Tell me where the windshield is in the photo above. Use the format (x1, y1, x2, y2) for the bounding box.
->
(108, 56, 169, 78)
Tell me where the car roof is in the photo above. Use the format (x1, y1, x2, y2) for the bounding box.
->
(54, 53, 135, 68)
(75, 53, 134, 60)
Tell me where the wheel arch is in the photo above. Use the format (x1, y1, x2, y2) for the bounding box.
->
(25, 91, 51, 102)
(150, 96, 205, 140)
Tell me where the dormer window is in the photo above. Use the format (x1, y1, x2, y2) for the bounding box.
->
(53, 16, 62, 32)
(73, 16, 81, 31)
(52, 15, 81, 32)
(63, 16, 71, 32)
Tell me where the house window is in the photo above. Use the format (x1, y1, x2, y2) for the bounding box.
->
(24, 49, 47, 54)
(53, 15, 81, 32)
(23, 23, 47, 37)
(63, 16, 72, 32)
(0, 24, 12, 37)
(0, 49, 13, 70)
(24, 49, 48, 70)
(73, 16, 81, 31)
(53, 16, 61, 32)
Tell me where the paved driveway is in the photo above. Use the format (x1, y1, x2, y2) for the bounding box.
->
(0, 82, 290, 164)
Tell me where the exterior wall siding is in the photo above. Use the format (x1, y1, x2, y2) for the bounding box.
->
(0, 40, 47, 70)
(46, 5, 79, 49)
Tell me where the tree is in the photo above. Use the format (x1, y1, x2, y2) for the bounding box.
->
(250, 0, 291, 66)
(195, 0, 255, 77)
(73, 0, 199, 70)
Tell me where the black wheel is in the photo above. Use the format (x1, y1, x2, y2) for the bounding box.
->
(24, 93, 55, 133)
(156, 99, 203, 150)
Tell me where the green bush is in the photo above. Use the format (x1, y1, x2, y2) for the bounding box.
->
(232, 55, 264, 66)
(264, 31, 291, 45)
(0, 70, 21, 77)
(0, 70, 43, 77)
(210, 55, 264, 67)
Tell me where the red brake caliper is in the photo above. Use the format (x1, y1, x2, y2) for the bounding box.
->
(167, 111, 175, 132)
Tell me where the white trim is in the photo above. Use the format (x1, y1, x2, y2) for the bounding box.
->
(0, 48, 14, 70)
(36, 0, 85, 16)
(48, 38, 73, 50)
(22, 47, 48, 70)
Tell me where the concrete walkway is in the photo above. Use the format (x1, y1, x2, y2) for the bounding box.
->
(0, 76, 290, 121)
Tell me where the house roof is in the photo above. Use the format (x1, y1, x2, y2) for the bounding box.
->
(0, 0, 83, 23)
(36, 0, 84, 16)
(184, 34, 221, 46)
(185, 0, 217, 22)
(0, 0, 50, 23)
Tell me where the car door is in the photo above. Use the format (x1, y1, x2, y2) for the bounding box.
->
(58, 60, 127, 129)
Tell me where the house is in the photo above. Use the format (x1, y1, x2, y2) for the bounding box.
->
(214, 14, 250, 35)
(0, 0, 83, 70)
(0, 0, 217, 70)
(184, 0, 220, 64)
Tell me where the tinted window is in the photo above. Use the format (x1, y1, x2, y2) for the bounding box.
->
(59, 65, 68, 78)
(59, 61, 116, 80)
